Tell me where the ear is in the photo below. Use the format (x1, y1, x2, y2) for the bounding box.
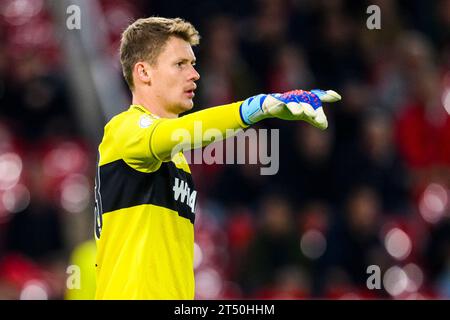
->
(134, 61, 152, 86)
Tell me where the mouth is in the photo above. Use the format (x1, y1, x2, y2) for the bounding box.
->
(184, 90, 195, 98)
(184, 86, 196, 98)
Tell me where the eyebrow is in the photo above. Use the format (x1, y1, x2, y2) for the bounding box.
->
(177, 58, 196, 64)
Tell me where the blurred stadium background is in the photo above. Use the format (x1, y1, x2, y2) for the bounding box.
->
(0, 0, 449, 300)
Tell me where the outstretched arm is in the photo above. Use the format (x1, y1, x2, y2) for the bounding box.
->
(149, 89, 341, 161)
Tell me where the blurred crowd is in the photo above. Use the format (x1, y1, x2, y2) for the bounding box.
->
(0, 0, 449, 299)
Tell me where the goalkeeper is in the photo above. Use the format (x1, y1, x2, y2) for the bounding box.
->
(94, 16, 341, 299)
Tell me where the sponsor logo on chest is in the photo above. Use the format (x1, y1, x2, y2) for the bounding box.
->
(172, 177, 197, 213)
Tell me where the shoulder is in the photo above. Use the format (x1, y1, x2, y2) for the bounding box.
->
(106, 106, 158, 132)
(99, 105, 164, 171)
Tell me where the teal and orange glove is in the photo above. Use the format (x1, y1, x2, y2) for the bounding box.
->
(240, 89, 341, 130)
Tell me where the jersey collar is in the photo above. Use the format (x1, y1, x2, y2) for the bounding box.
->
(130, 104, 160, 118)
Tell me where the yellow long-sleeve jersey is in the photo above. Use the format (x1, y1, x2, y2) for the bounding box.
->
(94, 102, 247, 299)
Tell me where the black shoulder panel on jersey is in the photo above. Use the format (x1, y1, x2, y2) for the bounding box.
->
(98, 159, 196, 224)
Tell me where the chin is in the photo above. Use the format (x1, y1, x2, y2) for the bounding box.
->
(180, 100, 194, 112)
(171, 99, 194, 115)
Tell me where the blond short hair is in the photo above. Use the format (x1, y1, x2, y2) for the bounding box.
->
(120, 17, 200, 90)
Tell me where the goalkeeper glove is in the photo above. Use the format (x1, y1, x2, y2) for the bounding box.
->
(240, 89, 341, 130)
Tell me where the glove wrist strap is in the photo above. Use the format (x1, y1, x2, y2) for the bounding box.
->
(240, 94, 268, 125)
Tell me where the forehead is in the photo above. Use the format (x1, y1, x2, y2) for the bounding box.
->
(158, 36, 196, 61)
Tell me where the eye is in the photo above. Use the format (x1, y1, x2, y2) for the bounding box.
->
(176, 61, 185, 68)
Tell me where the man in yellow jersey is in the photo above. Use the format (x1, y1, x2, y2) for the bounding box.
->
(94, 17, 341, 299)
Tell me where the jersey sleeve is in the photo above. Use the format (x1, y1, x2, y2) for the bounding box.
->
(107, 112, 165, 172)
(149, 101, 248, 161)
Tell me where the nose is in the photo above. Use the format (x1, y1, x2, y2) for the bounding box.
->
(190, 65, 200, 81)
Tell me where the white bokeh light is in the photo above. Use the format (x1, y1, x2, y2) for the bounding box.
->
(384, 228, 412, 260)
(300, 229, 327, 260)
(2, 184, 30, 213)
(19, 280, 49, 300)
(404, 263, 424, 293)
(442, 88, 450, 115)
(195, 267, 223, 300)
(0, 152, 22, 190)
(60, 174, 90, 213)
(2, 0, 44, 26)
(419, 183, 448, 224)
(43, 143, 87, 178)
(383, 266, 408, 297)
(193, 242, 203, 270)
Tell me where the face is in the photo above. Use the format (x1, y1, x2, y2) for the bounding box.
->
(148, 36, 200, 115)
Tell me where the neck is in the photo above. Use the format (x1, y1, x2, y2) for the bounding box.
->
(132, 90, 178, 119)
